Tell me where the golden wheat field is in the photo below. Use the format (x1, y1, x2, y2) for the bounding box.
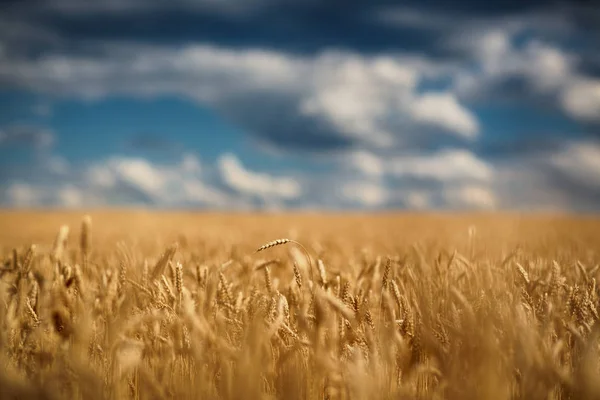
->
(1, 210, 600, 400)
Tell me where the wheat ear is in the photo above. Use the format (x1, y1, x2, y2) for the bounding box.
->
(255, 238, 314, 282)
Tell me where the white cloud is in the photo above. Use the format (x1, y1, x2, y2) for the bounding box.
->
(4, 163, 217, 209)
(218, 153, 301, 200)
(335, 148, 494, 209)
(449, 26, 597, 128)
(445, 24, 600, 131)
(445, 15, 574, 85)
(443, 185, 497, 210)
(343, 148, 491, 183)
(108, 157, 168, 199)
(3, 153, 293, 209)
(524, 41, 573, 92)
(1, 44, 304, 101)
(477, 30, 511, 68)
(6, 183, 41, 207)
(83, 154, 241, 207)
(1, 139, 597, 211)
(550, 140, 600, 189)
(453, 34, 575, 99)
(335, 144, 598, 211)
(326, 147, 501, 209)
(180, 179, 230, 205)
(388, 149, 493, 182)
(57, 185, 83, 207)
(404, 191, 431, 209)
(300, 54, 420, 146)
(347, 150, 385, 178)
(560, 78, 600, 122)
(410, 92, 479, 138)
(341, 181, 388, 207)
(87, 164, 117, 188)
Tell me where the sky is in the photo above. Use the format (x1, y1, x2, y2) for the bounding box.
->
(0, 0, 599, 212)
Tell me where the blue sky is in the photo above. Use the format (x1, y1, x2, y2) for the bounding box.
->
(0, 0, 599, 211)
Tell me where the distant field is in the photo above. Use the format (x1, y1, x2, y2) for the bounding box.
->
(1, 210, 598, 255)
(1, 210, 599, 399)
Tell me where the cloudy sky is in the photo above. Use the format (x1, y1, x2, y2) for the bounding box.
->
(0, 0, 599, 211)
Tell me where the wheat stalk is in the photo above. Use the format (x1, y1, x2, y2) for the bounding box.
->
(255, 238, 314, 283)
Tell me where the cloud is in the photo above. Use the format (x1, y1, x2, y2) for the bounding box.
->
(48, 156, 69, 175)
(85, 154, 236, 207)
(443, 185, 497, 210)
(478, 138, 600, 212)
(57, 185, 84, 207)
(337, 148, 497, 209)
(8, 11, 596, 158)
(375, 6, 457, 31)
(87, 164, 117, 188)
(4, 181, 89, 209)
(346, 150, 385, 178)
(298, 54, 421, 147)
(446, 22, 600, 132)
(550, 140, 600, 191)
(2, 150, 300, 209)
(1, 138, 598, 211)
(180, 153, 202, 174)
(409, 93, 479, 138)
(1, 1, 599, 212)
(0, 12, 62, 58)
(0, 42, 479, 151)
(404, 191, 431, 209)
(452, 33, 576, 100)
(387, 149, 493, 182)
(106, 157, 168, 199)
(336, 141, 600, 211)
(5, 183, 42, 207)
(0, 125, 55, 149)
(217, 153, 301, 200)
(1, 152, 248, 208)
(340, 181, 388, 208)
(179, 179, 231, 206)
(523, 41, 574, 92)
(560, 78, 600, 122)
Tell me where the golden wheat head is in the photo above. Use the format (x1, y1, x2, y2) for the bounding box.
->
(255, 238, 291, 253)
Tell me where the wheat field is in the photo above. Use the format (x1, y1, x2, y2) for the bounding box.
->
(1, 210, 600, 400)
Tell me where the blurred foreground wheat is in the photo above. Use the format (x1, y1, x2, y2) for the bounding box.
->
(1, 213, 600, 400)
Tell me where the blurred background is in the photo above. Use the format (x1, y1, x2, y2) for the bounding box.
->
(0, 0, 598, 212)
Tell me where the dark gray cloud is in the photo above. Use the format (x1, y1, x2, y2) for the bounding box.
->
(548, 171, 600, 212)
(217, 93, 354, 151)
(0, 124, 55, 148)
(477, 135, 570, 159)
(1, 0, 589, 57)
(490, 138, 600, 212)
